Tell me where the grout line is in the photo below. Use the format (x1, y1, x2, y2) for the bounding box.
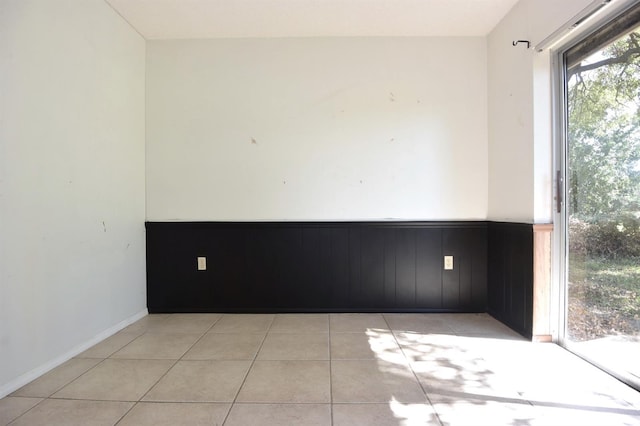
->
(46, 396, 137, 403)
(209, 313, 224, 330)
(381, 313, 445, 426)
(27, 396, 343, 405)
(93, 334, 145, 361)
(101, 333, 144, 359)
(131, 315, 223, 412)
(4, 396, 47, 425)
(33, 357, 110, 400)
(114, 363, 183, 420)
(114, 314, 226, 424)
(219, 314, 275, 425)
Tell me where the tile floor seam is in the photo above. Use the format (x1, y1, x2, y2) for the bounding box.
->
(115, 314, 229, 411)
(4, 398, 136, 426)
(77, 332, 142, 360)
(41, 357, 109, 400)
(256, 332, 330, 362)
(43, 396, 138, 403)
(220, 314, 275, 426)
(133, 318, 218, 406)
(4, 397, 46, 426)
(102, 356, 201, 362)
(230, 401, 332, 405)
(200, 313, 223, 335)
(122, 314, 245, 414)
(382, 313, 445, 426)
(111, 400, 137, 425)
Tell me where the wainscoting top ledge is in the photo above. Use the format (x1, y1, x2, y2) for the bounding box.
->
(533, 223, 554, 232)
(145, 221, 491, 229)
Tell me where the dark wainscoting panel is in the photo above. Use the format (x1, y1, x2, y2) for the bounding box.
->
(146, 222, 488, 314)
(487, 222, 534, 339)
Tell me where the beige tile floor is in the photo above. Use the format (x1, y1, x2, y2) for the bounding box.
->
(2, 313, 640, 425)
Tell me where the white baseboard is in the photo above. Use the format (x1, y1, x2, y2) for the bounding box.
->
(0, 308, 148, 399)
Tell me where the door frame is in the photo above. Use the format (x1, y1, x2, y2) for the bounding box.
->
(551, 0, 640, 390)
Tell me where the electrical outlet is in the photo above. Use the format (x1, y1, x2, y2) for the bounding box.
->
(444, 255, 454, 270)
(197, 256, 207, 271)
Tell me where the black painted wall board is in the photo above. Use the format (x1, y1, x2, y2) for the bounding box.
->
(460, 251, 473, 310)
(443, 227, 488, 312)
(395, 228, 417, 307)
(146, 221, 490, 314)
(317, 229, 333, 307)
(487, 222, 533, 339)
(415, 229, 442, 309)
(471, 227, 489, 311)
(278, 228, 302, 308)
(300, 227, 319, 308)
(383, 228, 397, 306)
(361, 229, 385, 307)
(487, 226, 504, 315)
(328, 228, 350, 308)
(348, 228, 362, 306)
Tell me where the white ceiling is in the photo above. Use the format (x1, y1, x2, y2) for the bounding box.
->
(105, 0, 519, 39)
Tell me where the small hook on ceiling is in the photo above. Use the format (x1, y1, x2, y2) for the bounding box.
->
(512, 40, 531, 49)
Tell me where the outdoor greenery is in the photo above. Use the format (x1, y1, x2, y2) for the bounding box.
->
(569, 215, 640, 259)
(567, 29, 640, 341)
(568, 31, 640, 219)
(568, 256, 640, 340)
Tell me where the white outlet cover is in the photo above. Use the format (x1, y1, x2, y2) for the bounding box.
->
(197, 256, 207, 271)
(444, 255, 454, 270)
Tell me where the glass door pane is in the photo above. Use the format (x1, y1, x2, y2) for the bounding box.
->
(565, 23, 640, 389)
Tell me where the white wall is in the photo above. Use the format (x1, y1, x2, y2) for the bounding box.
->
(146, 38, 488, 221)
(0, 0, 146, 395)
(487, 0, 592, 222)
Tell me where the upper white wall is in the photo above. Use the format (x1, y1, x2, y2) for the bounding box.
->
(146, 37, 488, 221)
(0, 0, 146, 393)
(487, 0, 592, 222)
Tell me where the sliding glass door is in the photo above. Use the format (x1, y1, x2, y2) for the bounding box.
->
(560, 4, 640, 389)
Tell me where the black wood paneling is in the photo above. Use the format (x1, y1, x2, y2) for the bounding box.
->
(146, 222, 488, 313)
(487, 222, 534, 339)
(416, 229, 442, 309)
